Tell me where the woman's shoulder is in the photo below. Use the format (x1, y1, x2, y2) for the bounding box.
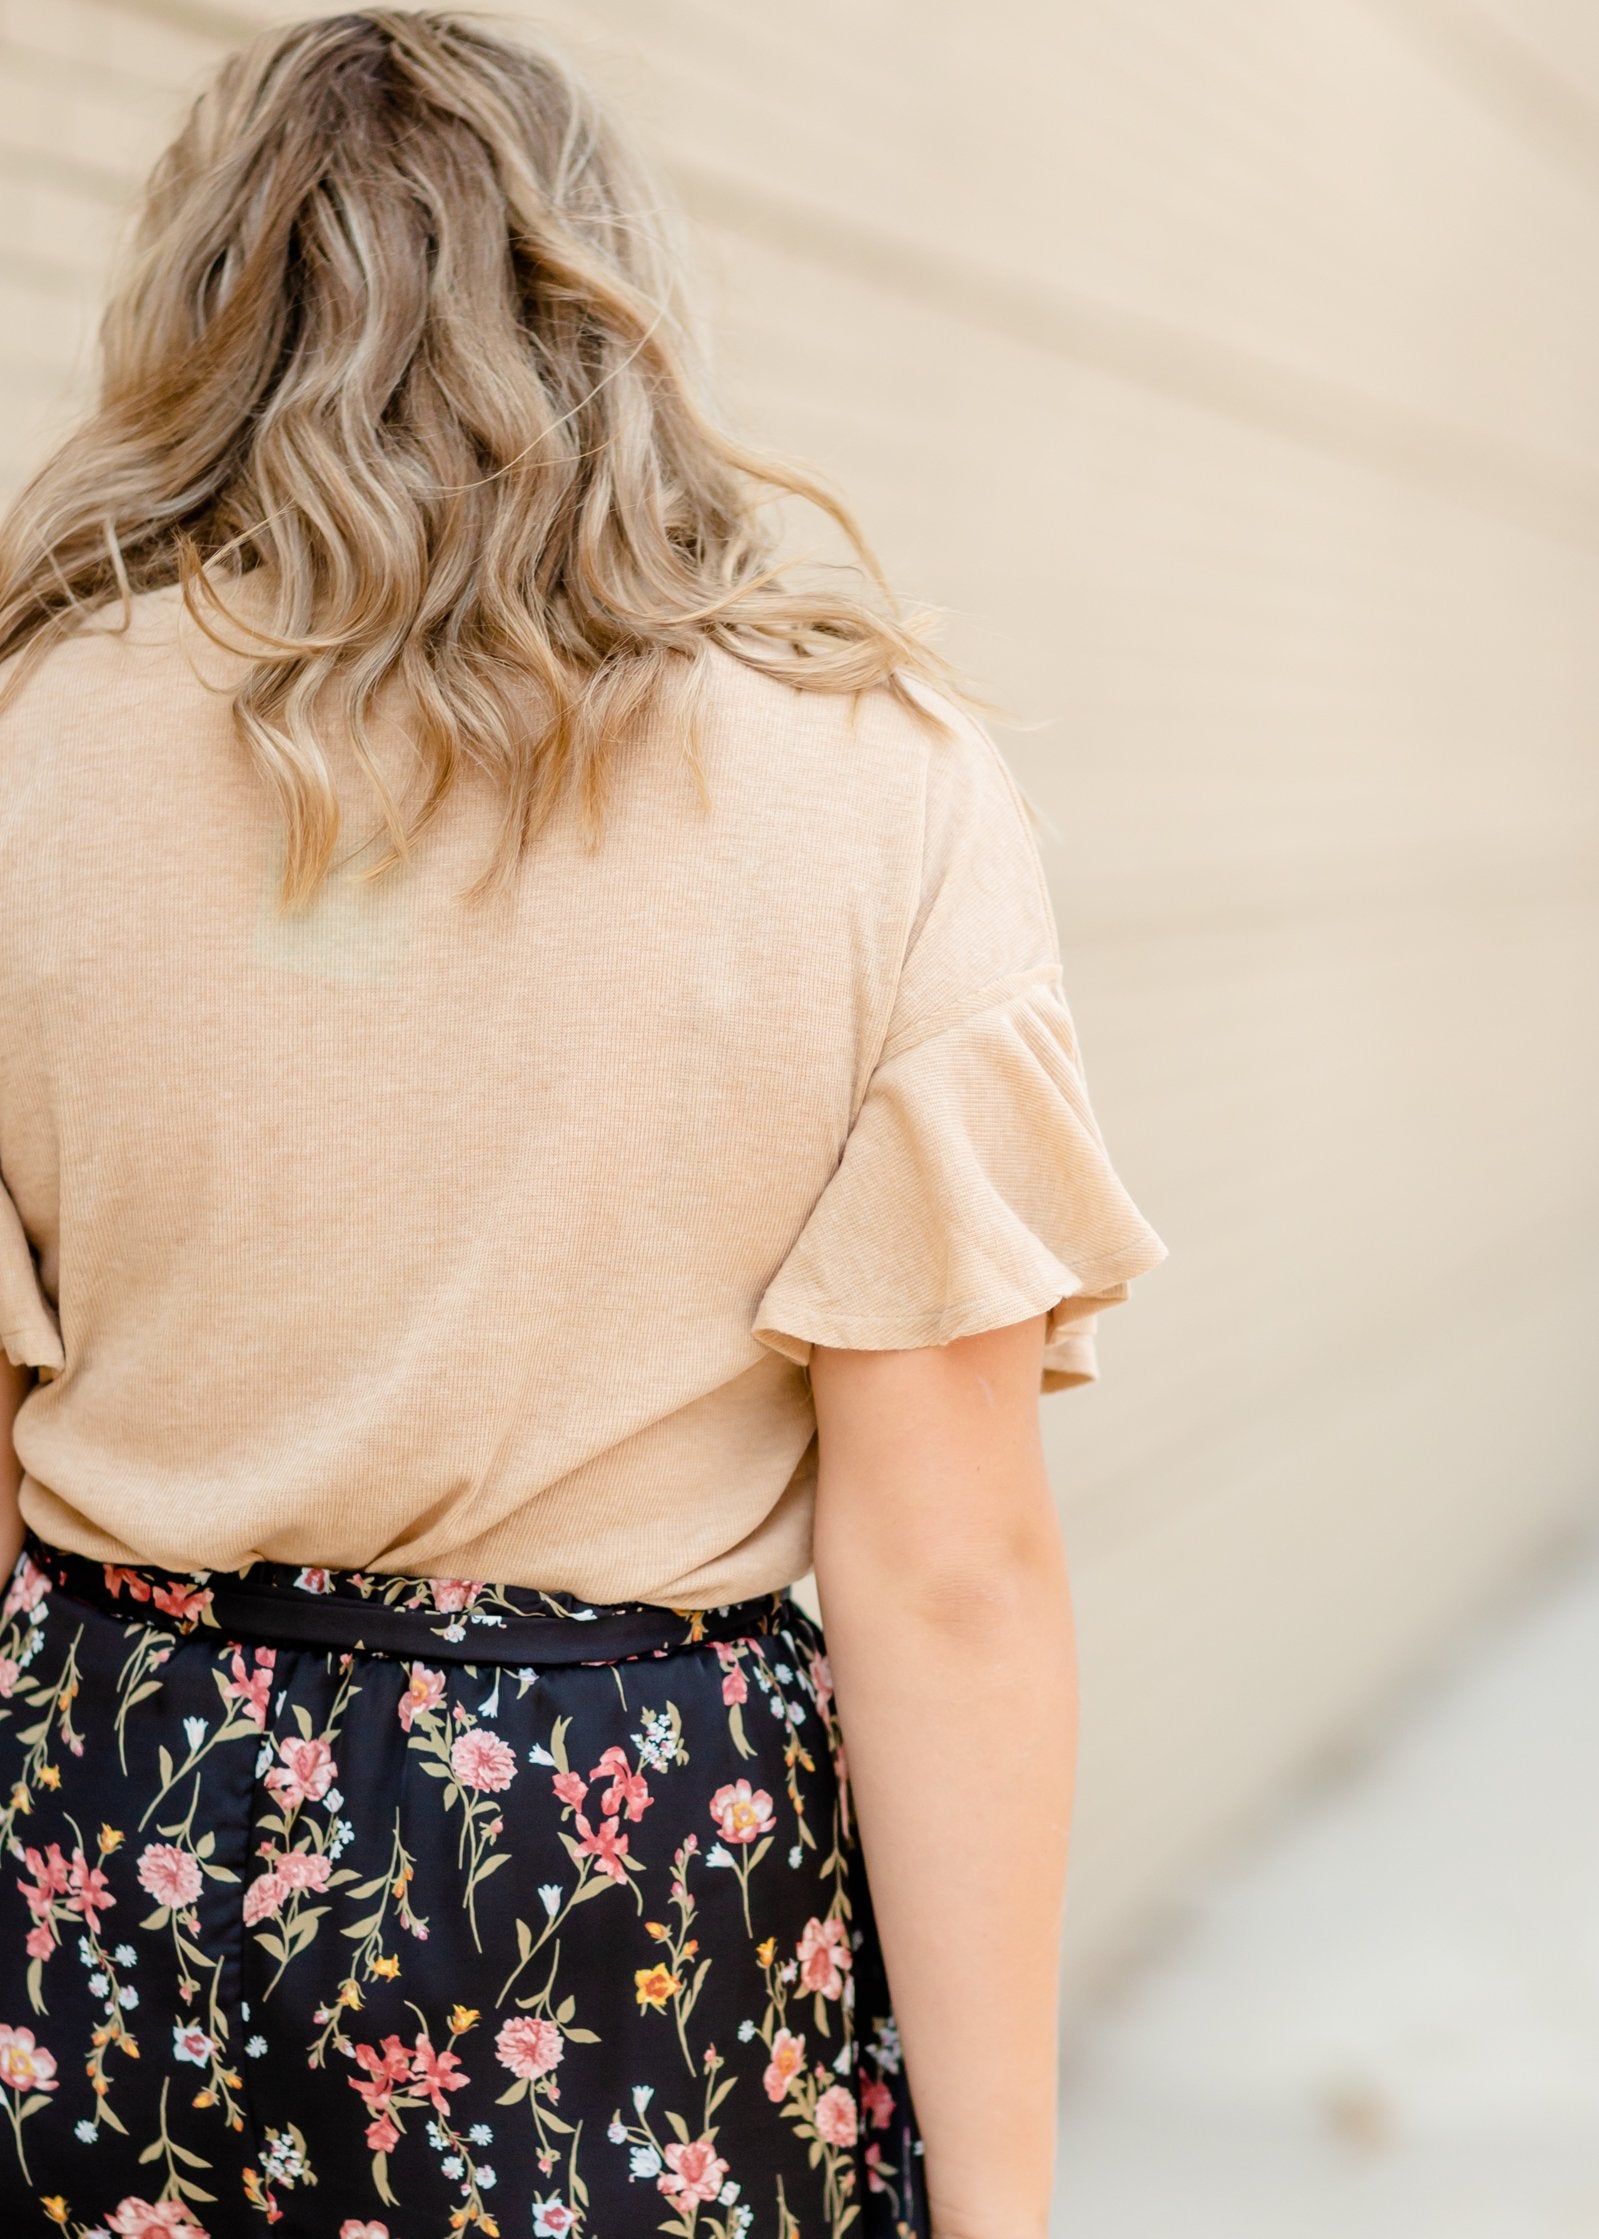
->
(690, 642, 1011, 831)
(0, 582, 190, 715)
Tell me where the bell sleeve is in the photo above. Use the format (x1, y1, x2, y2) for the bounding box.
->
(0, 1168, 64, 1373)
(752, 688, 1167, 1392)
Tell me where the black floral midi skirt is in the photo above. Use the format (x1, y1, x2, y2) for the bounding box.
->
(0, 1529, 928, 2239)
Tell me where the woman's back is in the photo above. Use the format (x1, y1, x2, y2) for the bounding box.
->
(0, 17, 1166, 2231)
(0, 578, 1161, 1603)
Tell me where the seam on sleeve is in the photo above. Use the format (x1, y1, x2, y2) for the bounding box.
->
(875, 965, 1066, 1067)
(972, 721, 1066, 967)
(909, 688, 1066, 975)
(846, 687, 934, 1126)
(868, 685, 1068, 1072)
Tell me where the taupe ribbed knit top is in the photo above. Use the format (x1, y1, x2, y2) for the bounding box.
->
(0, 584, 1167, 1604)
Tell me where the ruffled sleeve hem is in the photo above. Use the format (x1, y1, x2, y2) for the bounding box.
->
(752, 975, 1166, 1394)
(0, 1176, 64, 1373)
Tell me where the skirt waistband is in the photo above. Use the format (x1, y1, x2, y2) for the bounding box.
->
(17, 1530, 793, 1669)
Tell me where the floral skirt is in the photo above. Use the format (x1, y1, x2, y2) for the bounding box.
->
(0, 1529, 928, 2239)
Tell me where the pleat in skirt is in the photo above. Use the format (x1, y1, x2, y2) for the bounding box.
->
(0, 1530, 929, 2238)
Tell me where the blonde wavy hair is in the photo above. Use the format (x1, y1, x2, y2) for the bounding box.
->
(0, 9, 969, 909)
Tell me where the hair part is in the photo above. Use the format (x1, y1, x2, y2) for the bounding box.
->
(0, 8, 971, 910)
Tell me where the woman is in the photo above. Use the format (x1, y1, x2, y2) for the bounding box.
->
(0, 12, 1165, 2238)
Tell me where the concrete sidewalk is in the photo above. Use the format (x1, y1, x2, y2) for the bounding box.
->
(1052, 1523, 1599, 2237)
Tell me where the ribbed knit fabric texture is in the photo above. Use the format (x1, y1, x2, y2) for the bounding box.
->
(0, 585, 1166, 1603)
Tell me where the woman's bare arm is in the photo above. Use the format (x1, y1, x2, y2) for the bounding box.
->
(810, 1313, 1076, 2239)
(0, 1355, 29, 1579)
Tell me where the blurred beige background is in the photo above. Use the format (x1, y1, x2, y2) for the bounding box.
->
(3, 0, 1596, 2048)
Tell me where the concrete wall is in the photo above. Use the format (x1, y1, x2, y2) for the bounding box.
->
(3, 0, 1596, 2003)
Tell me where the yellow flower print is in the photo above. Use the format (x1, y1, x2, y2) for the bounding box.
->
(634, 1964, 682, 2010)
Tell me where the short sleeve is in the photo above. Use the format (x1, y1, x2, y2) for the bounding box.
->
(0, 1168, 64, 1373)
(752, 686, 1167, 1393)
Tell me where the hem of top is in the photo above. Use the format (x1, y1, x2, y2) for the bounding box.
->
(753, 1285, 1155, 1372)
(757, 1314, 1104, 1396)
(753, 1230, 1170, 1360)
(0, 1323, 65, 1372)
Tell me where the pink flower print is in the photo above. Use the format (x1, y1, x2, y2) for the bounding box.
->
(532, 2203, 576, 2237)
(814, 2082, 858, 2147)
(265, 1734, 336, 1810)
(106, 2200, 208, 2236)
(358, 2034, 413, 2085)
(340, 2225, 391, 2239)
(0, 1656, 19, 1698)
(763, 2026, 805, 2102)
(866, 2139, 889, 2191)
(496, 2013, 565, 2079)
(552, 1769, 587, 1809)
(716, 1643, 748, 1705)
(348, 2036, 414, 2148)
(796, 1913, 852, 2000)
(100, 1565, 150, 1606)
(67, 1848, 115, 1930)
(151, 1580, 213, 1623)
(398, 1663, 446, 1732)
(173, 2022, 215, 2066)
(137, 1843, 203, 1910)
(349, 2034, 411, 2122)
(295, 1568, 333, 1594)
(860, 2076, 894, 2129)
(275, 1846, 332, 1892)
(24, 1924, 53, 1962)
(590, 1744, 652, 1822)
(450, 1728, 517, 1793)
(4, 1555, 50, 1617)
(0, 2023, 57, 2093)
(19, 1841, 70, 1917)
(222, 1646, 275, 1730)
(428, 1577, 484, 1613)
(242, 1872, 287, 1925)
(409, 2032, 469, 2115)
(809, 1647, 834, 1715)
(709, 1778, 775, 1846)
(658, 2135, 729, 2205)
(573, 1812, 630, 1884)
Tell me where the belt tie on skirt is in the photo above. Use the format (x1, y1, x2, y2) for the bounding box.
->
(32, 1531, 792, 1667)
